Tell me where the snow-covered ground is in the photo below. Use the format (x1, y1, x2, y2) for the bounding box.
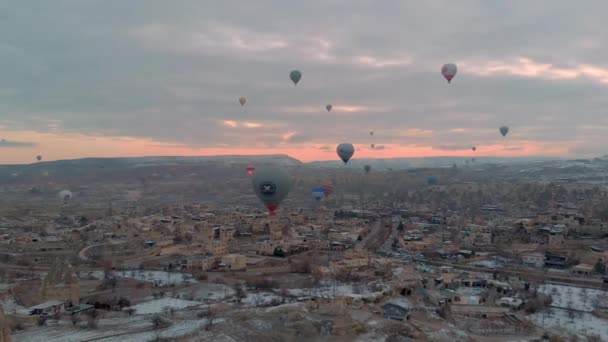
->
(287, 281, 384, 299)
(12, 315, 218, 342)
(188, 283, 235, 301)
(100, 318, 219, 342)
(12, 316, 152, 342)
(81, 270, 197, 286)
(130, 297, 203, 315)
(529, 308, 608, 340)
(241, 292, 283, 306)
(0, 295, 30, 315)
(538, 284, 607, 312)
(115, 270, 196, 286)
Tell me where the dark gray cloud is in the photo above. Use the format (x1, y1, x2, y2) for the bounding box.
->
(0, 140, 37, 148)
(1, 1, 608, 156)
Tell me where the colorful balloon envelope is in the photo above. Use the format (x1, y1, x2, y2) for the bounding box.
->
(312, 186, 325, 201)
(441, 63, 458, 83)
(321, 184, 334, 197)
(336, 143, 355, 164)
(252, 165, 291, 213)
(246, 164, 255, 176)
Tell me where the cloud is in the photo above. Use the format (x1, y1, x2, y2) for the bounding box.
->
(464, 57, 608, 84)
(282, 132, 310, 144)
(0, 140, 37, 148)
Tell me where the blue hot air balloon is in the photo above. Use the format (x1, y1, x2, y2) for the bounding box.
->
(312, 186, 325, 201)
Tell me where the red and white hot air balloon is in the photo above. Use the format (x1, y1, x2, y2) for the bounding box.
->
(441, 63, 458, 83)
(246, 164, 255, 176)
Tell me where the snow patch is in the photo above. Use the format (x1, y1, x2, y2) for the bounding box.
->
(130, 297, 202, 315)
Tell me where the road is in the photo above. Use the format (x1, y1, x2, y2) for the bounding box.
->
(355, 218, 392, 251)
(78, 240, 127, 261)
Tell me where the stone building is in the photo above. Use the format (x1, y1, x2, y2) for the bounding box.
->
(40, 259, 80, 307)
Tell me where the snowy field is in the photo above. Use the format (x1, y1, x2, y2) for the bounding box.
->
(287, 281, 384, 299)
(12, 316, 216, 342)
(115, 270, 196, 286)
(0, 295, 30, 315)
(188, 283, 235, 301)
(81, 270, 197, 286)
(241, 292, 283, 306)
(12, 316, 152, 342)
(130, 297, 203, 314)
(538, 284, 607, 312)
(529, 308, 608, 340)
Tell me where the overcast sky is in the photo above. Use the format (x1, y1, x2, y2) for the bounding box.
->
(1, 1, 608, 163)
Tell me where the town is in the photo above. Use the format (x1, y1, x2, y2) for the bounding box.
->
(0, 155, 607, 341)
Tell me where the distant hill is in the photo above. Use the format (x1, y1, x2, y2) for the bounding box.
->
(307, 156, 561, 170)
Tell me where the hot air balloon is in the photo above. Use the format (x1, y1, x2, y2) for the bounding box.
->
(321, 184, 334, 197)
(326, 104, 332, 112)
(311, 186, 325, 201)
(252, 165, 291, 213)
(499, 126, 509, 137)
(239, 97, 246, 106)
(427, 176, 438, 185)
(472, 146, 476, 152)
(337, 143, 355, 164)
(290, 70, 302, 85)
(246, 164, 255, 176)
(36, 155, 42, 162)
(370, 143, 375, 149)
(364, 165, 371, 174)
(369, 131, 374, 136)
(58, 190, 73, 204)
(441, 63, 458, 83)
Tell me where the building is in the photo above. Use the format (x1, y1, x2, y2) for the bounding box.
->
(28, 300, 65, 316)
(184, 254, 215, 272)
(545, 251, 569, 269)
(206, 240, 228, 256)
(521, 252, 544, 268)
(214, 226, 236, 241)
(572, 263, 594, 276)
(221, 254, 247, 271)
(450, 304, 509, 319)
(382, 299, 411, 321)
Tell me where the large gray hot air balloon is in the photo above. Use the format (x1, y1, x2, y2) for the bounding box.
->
(58, 190, 73, 204)
(337, 143, 355, 164)
(326, 104, 332, 112)
(290, 70, 302, 85)
(252, 165, 291, 213)
(499, 126, 509, 137)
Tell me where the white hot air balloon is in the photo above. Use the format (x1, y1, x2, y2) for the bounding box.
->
(441, 63, 458, 83)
